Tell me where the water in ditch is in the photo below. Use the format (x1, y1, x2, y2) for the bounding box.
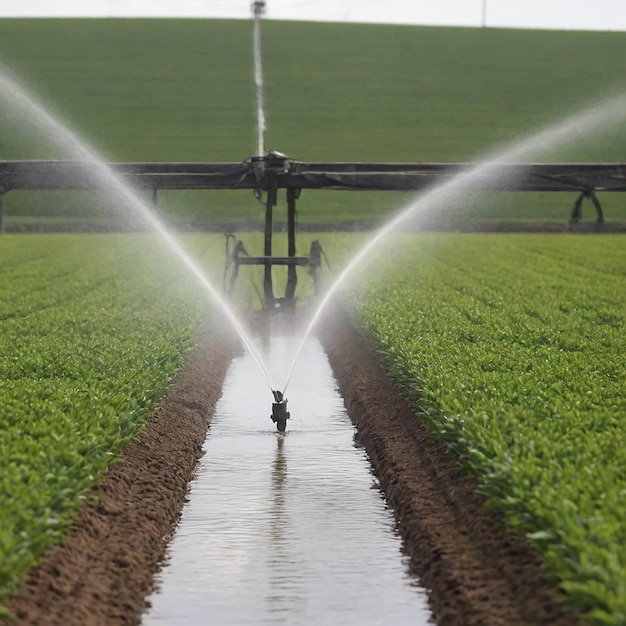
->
(143, 332, 431, 625)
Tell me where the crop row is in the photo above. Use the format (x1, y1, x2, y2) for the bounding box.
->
(0, 234, 224, 613)
(335, 233, 626, 625)
(2, 230, 624, 623)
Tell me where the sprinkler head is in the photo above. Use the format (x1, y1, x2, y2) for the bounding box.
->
(270, 390, 290, 432)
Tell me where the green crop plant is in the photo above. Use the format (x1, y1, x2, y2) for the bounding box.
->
(329, 232, 626, 625)
(0, 234, 228, 609)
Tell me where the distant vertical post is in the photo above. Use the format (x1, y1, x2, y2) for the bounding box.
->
(0, 191, 4, 234)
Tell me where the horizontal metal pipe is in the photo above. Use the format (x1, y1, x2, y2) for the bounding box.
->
(1, 160, 625, 192)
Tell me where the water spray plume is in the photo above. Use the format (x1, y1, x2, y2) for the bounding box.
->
(0, 65, 276, 393)
(252, 7, 266, 156)
(280, 93, 626, 395)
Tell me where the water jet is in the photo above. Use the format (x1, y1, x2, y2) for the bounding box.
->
(0, 65, 277, 394)
(2, 58, 626, 426)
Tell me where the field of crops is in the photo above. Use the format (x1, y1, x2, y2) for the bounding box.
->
(0, 234, 227, 611)
(1, 15, 626, 625)
(1, 227, 625, 624)
(0, 19, 626, 224)
(328, 232, 625, 624)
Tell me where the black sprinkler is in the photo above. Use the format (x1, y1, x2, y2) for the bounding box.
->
(271, 390, 290, 432)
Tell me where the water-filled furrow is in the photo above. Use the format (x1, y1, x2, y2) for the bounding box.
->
(143, 334, 431, 625)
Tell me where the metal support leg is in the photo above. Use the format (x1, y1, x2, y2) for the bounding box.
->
(589, 190, 604, 223)
(285, 188, 298, 301)
(570, 191, 585, 223)
(570, 189, 604, 224)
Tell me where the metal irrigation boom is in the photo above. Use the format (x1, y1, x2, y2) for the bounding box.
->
(1, 153, 624, 305)
(1, 156, 625, 193)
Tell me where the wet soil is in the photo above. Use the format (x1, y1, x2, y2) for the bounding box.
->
(7, 307, 582, 626)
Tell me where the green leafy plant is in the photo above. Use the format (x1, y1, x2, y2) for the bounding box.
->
(336, 232, 626, 625)
(0, 234, 225, 607)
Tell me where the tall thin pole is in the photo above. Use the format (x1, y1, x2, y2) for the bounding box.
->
(481, 0, 487, 27)
(252, 1, 266, 156)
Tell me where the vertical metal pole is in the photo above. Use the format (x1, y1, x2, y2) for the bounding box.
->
(285, 187, 298, 301)
(0, 193, 4, 234)
(589, 190, 605, 223)
(264, 178, 276, 307)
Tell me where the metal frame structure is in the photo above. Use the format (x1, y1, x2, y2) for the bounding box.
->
(2, 156, 625, 193)
(1, 154, 625, 305)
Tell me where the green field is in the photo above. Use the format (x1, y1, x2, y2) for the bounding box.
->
(0, 234, 226, 611)
(0, 19, 626, 224)
(1, 230, 625, 624)
(1, 17, 626, 625)
(334, 232, 626, 624)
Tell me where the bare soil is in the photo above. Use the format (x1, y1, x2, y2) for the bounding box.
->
(6, 308, 582, 626)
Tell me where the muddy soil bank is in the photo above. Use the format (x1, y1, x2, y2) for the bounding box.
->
(7, 307, 582, 626)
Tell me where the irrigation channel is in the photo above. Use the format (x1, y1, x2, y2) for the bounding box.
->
(144, 329, 431, 625)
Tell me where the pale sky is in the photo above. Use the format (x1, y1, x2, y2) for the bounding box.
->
(1, 0, 626, 31)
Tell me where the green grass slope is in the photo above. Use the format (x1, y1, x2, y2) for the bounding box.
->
(0, 19, 625, 223)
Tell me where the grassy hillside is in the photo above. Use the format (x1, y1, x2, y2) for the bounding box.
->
(0, 19, 625, 223)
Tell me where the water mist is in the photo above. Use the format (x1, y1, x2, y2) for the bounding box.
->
(0, 65, 276, 392)
(280, 93, 626, 395)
